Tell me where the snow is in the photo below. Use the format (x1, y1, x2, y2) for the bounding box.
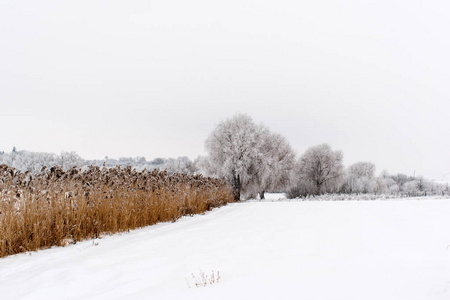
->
(2, 199, 450, 299)
(257, 192, 287, 201)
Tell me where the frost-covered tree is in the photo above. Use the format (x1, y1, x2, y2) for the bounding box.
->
(373, 176, 397, 194)
(370, 170, 400, 194)
(294, 144, 344, 195)
(247, 132, 296, 199)
(348, 162, 376, 179)
(203, 114, 269, 200)
(164, 156, 197, 174)
(342, 161, 377, 193)
(390, 173, 410, 190)
(60, 151, 84, 171)
(403, 180, 419, 196)
(150, 158, 166, 165)
(0, 150, 60, 173)
(415, 176, 428, 193)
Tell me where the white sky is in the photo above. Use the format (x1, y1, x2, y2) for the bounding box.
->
(1, 0, 450, 179)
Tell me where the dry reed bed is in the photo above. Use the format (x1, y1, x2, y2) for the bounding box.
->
(0, 164, 234, 257)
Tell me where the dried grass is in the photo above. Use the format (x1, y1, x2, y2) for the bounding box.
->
(186, 270, 221, 288)
(0, 164, 234, 257)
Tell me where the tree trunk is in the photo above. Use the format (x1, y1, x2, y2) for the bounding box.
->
(315, 182, 321, 195)
(260, 190, 265, 200)
(232, 174, 241, 201)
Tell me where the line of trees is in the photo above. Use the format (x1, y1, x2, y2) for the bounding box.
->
(200, 114, 448, 199)
(0, 150, 198, 175)
(2, 114, 447, 200)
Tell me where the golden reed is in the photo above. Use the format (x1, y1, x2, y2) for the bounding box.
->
(0, 165, 234, 257)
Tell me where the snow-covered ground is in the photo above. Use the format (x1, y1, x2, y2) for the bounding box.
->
(2, 198, 450, 300)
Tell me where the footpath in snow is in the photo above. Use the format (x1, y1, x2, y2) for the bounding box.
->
(1, 199, 450, 300)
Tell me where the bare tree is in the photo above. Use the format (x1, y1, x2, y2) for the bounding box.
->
(296, 144, 344, 195)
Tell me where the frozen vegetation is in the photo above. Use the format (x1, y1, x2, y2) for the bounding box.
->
(1, 197, 450, 299)
(0, 149, 197, 175)
(2, 114, 447, 201)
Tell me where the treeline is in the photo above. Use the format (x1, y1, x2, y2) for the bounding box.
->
(2, 114, 448, 200)
(200, 114, 448, 199)
(288, 160, 446, 198)
(0, 149, 197, 175)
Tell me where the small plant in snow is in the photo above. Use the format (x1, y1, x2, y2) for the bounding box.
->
(186, 269, 221, 288)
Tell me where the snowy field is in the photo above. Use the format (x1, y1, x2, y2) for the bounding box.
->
(2, 198, 450, 300)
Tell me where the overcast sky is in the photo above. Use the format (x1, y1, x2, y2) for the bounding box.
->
(1, 0, 450, 179)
